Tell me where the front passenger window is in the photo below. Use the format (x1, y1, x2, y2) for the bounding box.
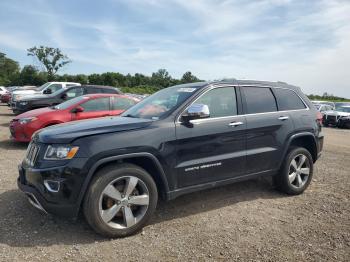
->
(66, 87, 84, 98)
(195, 87, 237, 118)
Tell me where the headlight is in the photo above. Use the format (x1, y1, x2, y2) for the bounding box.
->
(19, 117, 37, 124)
(44, 145, 79, 160)
(15, 95, 23, 101)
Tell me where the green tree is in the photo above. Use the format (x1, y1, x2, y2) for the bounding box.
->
(19, 65, 47, 86)
(151, 69, 172, 88)
(181, 71, 200, 83)
(27, 46, 71, 80)
(0, 52, 20, 86)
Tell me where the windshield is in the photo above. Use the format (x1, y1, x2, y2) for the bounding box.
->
(338, 107, 350, 113)
(54, 96, 88, 110)
(36, 83, 51, 91)
(335, 102, 350, 109)
(121, 85, 202, 119)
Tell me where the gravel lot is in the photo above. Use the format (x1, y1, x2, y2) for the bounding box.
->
(0, 103, 349, 261)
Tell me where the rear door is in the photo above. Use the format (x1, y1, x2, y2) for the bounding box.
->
(72, 97, 111, 120)
(111, 96, 138, 116)
(241, 86, 294, 175)
(175, 86, 246, 187)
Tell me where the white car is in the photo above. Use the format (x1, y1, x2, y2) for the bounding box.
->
(11, 82, 81, 105)
(314, 104, 334, 115)
(323, 106, 350, 127)
(0, 86, 8, 96)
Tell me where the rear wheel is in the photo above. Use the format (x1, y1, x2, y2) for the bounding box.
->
(83, 163, 158, 238)
(275, 147, 313, 195)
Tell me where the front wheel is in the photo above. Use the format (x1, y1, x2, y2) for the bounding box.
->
(83, 163, 158, 238)
(275, 147, 314, 195)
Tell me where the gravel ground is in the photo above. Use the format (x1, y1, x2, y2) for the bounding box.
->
(0, 103, 349, 261)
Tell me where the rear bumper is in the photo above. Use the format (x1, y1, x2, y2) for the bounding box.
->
(316, 133, 324, 161)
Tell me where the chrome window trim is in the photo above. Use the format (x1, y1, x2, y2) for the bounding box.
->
(176, 84, 310, 124)
(176, 84, 238, 124)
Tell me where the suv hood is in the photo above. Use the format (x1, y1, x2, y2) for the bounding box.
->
(13, 90, 39, 95)
(325, 110, 350, 117)
(35, 116, 153, 143)
(18, 94, 51, 101)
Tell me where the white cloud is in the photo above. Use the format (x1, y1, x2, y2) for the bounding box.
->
(1, 0, 349, 97)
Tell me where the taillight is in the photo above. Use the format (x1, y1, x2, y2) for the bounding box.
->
(316, 111, 323, 124)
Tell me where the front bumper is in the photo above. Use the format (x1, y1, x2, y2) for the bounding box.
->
(12, 101, 30, 113)
(9, 121, 33, 142)
(17, 160, 87, 218)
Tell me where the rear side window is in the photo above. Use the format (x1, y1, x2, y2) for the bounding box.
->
(102, 88, 118, 94)
(273, 88, 306, 111)
(113, 97, 137, 110)
(244, 87, 277, 114)
(81, 97, 110, 112)
(65, 87, 84, 98)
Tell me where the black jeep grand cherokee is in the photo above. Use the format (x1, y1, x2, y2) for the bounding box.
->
(18, 80, 323, 237)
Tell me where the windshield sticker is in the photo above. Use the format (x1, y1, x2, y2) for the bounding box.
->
(178, 88, 196, 93)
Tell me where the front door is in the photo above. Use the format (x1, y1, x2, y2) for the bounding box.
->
(175, 86, 246, 188)
(72, 97, 111, 120)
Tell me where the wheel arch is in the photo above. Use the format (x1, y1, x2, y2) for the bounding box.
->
(76, 153, 170, 215)
(282, 132, 318, 165)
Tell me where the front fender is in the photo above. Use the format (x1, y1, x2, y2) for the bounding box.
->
(75, 152, 169, 215)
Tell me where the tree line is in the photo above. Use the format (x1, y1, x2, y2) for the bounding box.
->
(0, 46, 349, 99)
(0, 47, 201, 94)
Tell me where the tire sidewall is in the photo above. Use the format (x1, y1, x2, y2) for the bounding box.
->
(279, 147, 314, 195)
(84, 164, 158, 238)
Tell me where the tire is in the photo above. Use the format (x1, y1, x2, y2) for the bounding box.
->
(83, 163, 158, 238)
(274, 147, 313, 195)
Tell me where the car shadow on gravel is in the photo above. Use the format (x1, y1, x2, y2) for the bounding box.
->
(0, 140, 28, 150)
(0, 112, 13, 116)
(151, 177, 284, 225)
(0, 122, 10, 127)
(0, 177, 286, 247)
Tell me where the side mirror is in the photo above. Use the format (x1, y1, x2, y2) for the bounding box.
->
(71, 106, 84, 113)
(181, 103, 210, 123)
(61, 93, 68, 100)
(43, 88, 52, 94)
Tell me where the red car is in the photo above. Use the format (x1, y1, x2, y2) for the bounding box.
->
(10, 94, 139, 142)
(1, 92, 11, 104)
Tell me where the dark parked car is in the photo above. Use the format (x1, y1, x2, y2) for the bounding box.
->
(11, 85, 122, 114)
(17, 80, 323, 237)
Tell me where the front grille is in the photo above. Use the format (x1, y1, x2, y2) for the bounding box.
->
(327, 115, 338, 123)
(25, 142, 40, 166)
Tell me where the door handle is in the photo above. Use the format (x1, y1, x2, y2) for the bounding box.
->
(228, 121, 244, 127)
(278, 116, 289, 121)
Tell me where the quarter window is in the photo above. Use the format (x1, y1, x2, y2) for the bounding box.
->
(244, 87, 277, 114)
(81, 97, 110, 112)
(195, 87, 237, 118)
(273, 88, 306, 111)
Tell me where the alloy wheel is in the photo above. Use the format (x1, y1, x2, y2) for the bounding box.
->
(98, 176, 150, 229)
(288, 154, 310, 188)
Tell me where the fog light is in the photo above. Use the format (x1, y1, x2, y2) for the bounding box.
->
(44, 180, 60, 192)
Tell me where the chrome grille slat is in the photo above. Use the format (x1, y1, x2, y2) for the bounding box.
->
(25, 142, 40, 166)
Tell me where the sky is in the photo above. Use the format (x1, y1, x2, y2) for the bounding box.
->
(0, 0, 349, 97)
